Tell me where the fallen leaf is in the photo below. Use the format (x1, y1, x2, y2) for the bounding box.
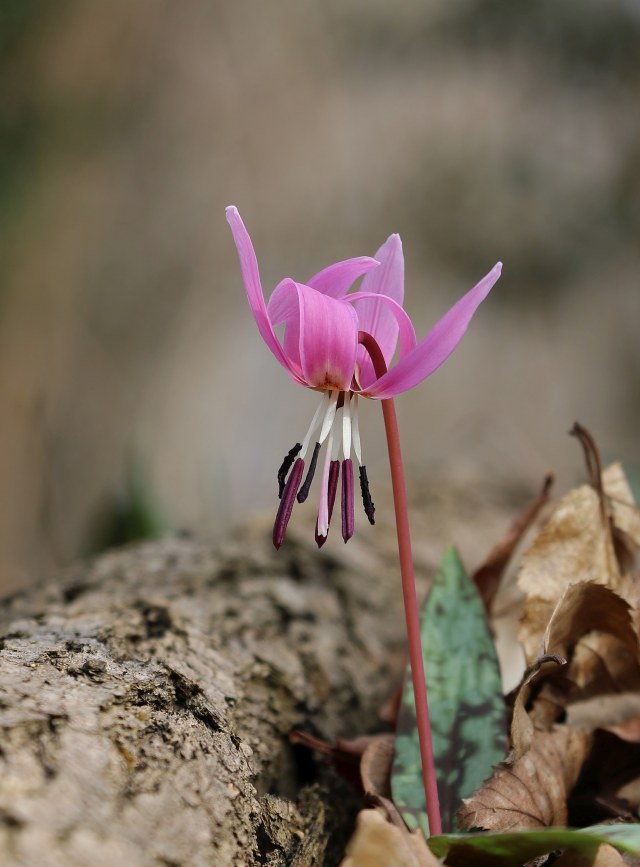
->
(360, 735, 395, 800)
(509, 582, 640, 749)
(567, 695, 640, 733)
(518, 451, 640, 666)
(458, 726, 592, 831)
(392, 548, 507, 835)
(510, 654, 566, 760)
(473, 473, 554, 614)
(339, 809, 440, 867)
(518, 480, 622, 662)
(544, 583, 638, 662)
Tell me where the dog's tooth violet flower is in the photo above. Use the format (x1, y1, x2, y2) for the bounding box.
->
(226, 206, 501, 550)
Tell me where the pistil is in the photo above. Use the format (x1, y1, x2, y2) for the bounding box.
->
(341, 458, 355, 542)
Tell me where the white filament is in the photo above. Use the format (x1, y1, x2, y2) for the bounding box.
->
(301, 391, 330, 458)
(318, 390, 339, 445)
(351, 394, 362, 465)
(342, 392, 352, 460)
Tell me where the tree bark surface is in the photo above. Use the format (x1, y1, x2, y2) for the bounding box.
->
(0, 479, 520, 866)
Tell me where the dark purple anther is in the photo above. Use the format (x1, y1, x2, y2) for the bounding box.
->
(297, 441, 321, 503)
(359, 465, 375, 525)
(277, 443, 302, 498)
(315, 460, 340, 548)
(273, 458, 304, 549)
(341, 458, 355, 543)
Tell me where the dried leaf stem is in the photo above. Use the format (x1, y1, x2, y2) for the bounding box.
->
(358, 330, 442, 836)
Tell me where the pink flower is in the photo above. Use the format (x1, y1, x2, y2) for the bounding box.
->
(226, 206, 502, 549)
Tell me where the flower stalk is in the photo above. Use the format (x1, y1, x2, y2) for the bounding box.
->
(359, 330, 442, 837)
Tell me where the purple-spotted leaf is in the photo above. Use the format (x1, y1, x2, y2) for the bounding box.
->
(428, 823, 640, 867)
(391, 547, 507, 835)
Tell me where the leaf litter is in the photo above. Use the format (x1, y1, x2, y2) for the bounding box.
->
(304, 425, 640, 866)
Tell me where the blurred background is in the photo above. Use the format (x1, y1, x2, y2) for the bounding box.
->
(1, 0, 638, 594)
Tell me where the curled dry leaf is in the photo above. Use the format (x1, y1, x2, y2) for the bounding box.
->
(458, 726, 592, 832)
(510, 581, 640, 758)
(518, 481, 621, 663)
(473, 473, 554, 615)
(510, 654, 566, 760)
(544, 582, 638, 662)
(518, 459, 640, 665)
(339, 809, 440, 867)
(360, 735, 395, 799)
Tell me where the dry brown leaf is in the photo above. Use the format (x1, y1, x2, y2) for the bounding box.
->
(518, 482, 621, 662)
(458, 726, 592, 832)
(339, 809, 440, 867)
(360, 735, 395, 799)
(567, 695, 640, 733)
(510, 654, 566, 759)
(512, 583, 640, 753)
(539, 582, 640, 713)
(518, 461, 639, 664)
(544, 583, 638, 661)
(473, 473, 554, 614)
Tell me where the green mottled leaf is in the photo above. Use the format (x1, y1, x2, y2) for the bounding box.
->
(428, 823, 640, 866)
(391, 547, 507, 835)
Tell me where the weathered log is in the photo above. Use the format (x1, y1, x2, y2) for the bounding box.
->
(0, 479, 521, 865)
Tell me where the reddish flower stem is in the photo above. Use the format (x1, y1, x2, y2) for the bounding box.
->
(358, 331, 442, 837)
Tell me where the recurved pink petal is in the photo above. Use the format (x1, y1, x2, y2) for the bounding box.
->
(295, 283, 359, 391)
(359, 234, 404, 304)
(350, 234, 405, 387)
(267, 279, 304, 374)
(307, 257, 379, 299)
(347, 290, 417, 389)
(226, 207, 304, 384)
(363, 262, 502, 399)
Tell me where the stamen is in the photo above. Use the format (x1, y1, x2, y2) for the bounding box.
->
(351, 394, 362, 465)
(359, 465, 376, 525)
(341, 458, 355, 543)
(318, 390, 339, 445)
(273, 458, 304, 549)
(277, 443, 302, 498)
(301, 392, 330, 459)
(342, 392, 352, 460)
(297, 441, 321, 503)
